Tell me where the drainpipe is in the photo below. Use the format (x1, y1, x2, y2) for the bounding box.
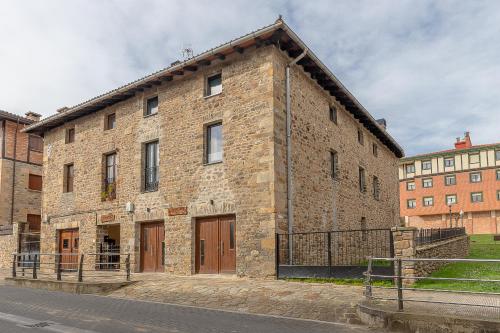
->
(10, 117, 20, 228)
(286, 48, 307, 265)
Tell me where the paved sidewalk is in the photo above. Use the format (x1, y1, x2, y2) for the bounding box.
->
(109, 274, 365, 324)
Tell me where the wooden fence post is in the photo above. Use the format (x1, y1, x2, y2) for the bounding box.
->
(78, 254, 84, 282)
(56, 255, 62, 281)
(12, 254, 17, 278)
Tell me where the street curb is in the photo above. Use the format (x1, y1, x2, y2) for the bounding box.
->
(5, 277, 135, 294)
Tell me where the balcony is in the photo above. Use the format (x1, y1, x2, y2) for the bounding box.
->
(101, 178, 116, 201)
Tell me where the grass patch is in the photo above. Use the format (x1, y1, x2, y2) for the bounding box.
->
(414, 235, 500, 292)
(286, 277, 393, 287)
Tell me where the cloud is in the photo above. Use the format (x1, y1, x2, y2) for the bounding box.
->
(0, 0, 499, 155)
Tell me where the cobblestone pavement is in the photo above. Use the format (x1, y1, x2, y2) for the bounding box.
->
(0, 285, 383, 333)
(109, 274, 366, 324)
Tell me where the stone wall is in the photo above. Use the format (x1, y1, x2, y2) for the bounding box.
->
(392, 227, 470, 284)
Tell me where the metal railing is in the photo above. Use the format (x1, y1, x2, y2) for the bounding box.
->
(364, 257, 500, 313)
(12, 252, 131, 282)
(144, 167, 159, 192)
(415, 227, 466, 246)
(102, 178, 116, 200)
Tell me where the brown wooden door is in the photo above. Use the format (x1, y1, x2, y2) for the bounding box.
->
(59, 229, 79, 270)
(195, 215, 236, 274)
(140, 222, 165, 272)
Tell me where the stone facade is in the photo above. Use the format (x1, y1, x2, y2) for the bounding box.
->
(0, 113, 43, 269)
(29, 27, 401, 278)
(392, 227, 470, 285)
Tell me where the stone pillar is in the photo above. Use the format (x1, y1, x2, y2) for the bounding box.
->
(391, 227, 417, 285)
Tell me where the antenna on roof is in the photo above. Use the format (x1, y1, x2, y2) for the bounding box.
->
(181, 43, 194, 60)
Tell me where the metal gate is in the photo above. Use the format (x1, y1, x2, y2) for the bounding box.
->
(276, 229, 394, 279)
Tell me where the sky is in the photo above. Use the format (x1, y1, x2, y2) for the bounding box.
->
(1, 0, 499, 156)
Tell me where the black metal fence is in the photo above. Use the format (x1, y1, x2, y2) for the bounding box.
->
(415, 227, 466, 246)
(276, 229, 394, 279)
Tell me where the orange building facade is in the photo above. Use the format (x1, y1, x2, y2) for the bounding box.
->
(399, 133, 500, 234)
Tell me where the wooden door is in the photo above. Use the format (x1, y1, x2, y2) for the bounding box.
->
(59, 229, 79, 270)
(195, 215, 236, 274)
(140, 222, 165, 272)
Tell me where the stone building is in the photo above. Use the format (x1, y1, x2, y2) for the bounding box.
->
(0, 110, 43, 269)
(25, 19, 403, 277)
(399, 132, 500, 234)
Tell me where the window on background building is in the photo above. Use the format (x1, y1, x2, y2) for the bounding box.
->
(470, 172, 482, 183)
(357, 129, 364, 145)
(469, 153, 480, 165)
(372, 143, 378, 157)
(144, 141, 159, 192)
(329, 106, 337, 124)
(206, 73, 222, 96)
(373, 176, 380, 200)
(406, 181, 416, 191)
(66, 127, 75, 144)
(422, 160, 432, 170)
(407, 199, 416, 209)
(358, 167, 366, 192)
(497, 190, 500, 201)
(422, 178, 433, 188)
(423, 196, 434, 207)
(445, 174, 456, 186)
(496, 150, 500, 161)
(106, 113, 116, 130)
(496, 169, 500, 181)
(64, 164, 74, 193)
(446, 194, 457, 205)
(206, 123, 223, 164)
(145, 96, 158, 116)
(28, 135, 43, 152)
(28, 174, 42, 191)
(444, 157, 454, 167)
(330, 150, 338, 179)
(406, 163, 415, 173)
(471, 192, 483, 203)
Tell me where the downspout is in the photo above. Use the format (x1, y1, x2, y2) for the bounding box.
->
(10, 117, 20, 227)
(286, 48, 307, 265)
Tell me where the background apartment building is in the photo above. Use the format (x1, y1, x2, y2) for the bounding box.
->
(0, 110, 43, 269)
(25, 19, 403, 277)
(399, 132, 500, 234)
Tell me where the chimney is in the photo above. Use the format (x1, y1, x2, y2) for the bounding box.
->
(57, 106, 69, 113)
(454, 131, 473, 149)
(376, 118, 387, 129)
(25, 111, 41, 122)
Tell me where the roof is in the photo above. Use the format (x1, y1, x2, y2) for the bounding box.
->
(401, 142, 500, 162)
(0, 109, 34, 125)
(24, 19, 404, 158)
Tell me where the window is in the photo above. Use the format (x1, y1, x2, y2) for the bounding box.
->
(407, 199, 416, 209)
(145, 96, 158, 116)
(330, 150, 338, 179)
(497, 190, 500, 201)
(64, 164, 74, 193)
(446, 194, 457, 205)
(444, 157, 454, 167)
(497, 170, 500, 181)
(357, 130, 364, 145)
(471, 192, 483, 203)
(28, 135, 43, 152)
(206, 123, 223, 164)
(105, 153, 117, 184)
(496, 150, 500, 161)
(144, 141, 159, 192)
(106, 113, 116, 130)
(206, 73, 222, 96)
(358, 167, 366, 192)
(28, 174, 42, 191)
(66, 127, 75, 144)
(329, 106, 337, 124)
(406, 163, 415, 173)
(445, 175, 456, 186)
(423, 196, 434, 207)
(372, 143, 378, 157)
(373, 176, 380, 200)
(406, 181, 416, 191)
(470, 172, 481, 183)
(422, 178, 433, 188)
(469, 153, 480, 165)
(422, 160, 432, 170)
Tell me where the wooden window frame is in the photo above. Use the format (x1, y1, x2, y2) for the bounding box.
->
(444, 174, 456, 186)
(28, 174, 42, 191)
(64, 163, 74, 193)
(28, 135, 43, 152)
(444, 157, 454, 167)
(205, 122, 223, 164)
(469, 172, 482, 183)
(205, 73, 222, 97)
(65, 127, 75, 144)
(144, 96, 159, 117)
(357, 129, 364, 145)
(471, 192, 483, 203)
(329, 106, 337, 124)
(407, 199, 416, 209)
(105, 113, 116, 130)
(423, 196, 434, 207)
(422, 178, 433, 188)
(406, 181, 415, 191)
(358, 166, 366, 193)
(446, 194, 457, 205)
(422, 160, 432, 171)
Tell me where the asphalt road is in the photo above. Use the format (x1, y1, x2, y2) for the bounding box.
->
(0, 285, 381, 333)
